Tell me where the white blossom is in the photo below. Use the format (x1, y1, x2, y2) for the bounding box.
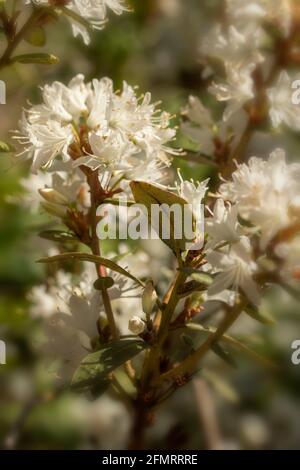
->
(209, 64, 255, 121)
(206, 199, 241, 248)
(207, 236, 261, 305)
(201, 25, 263, 69)
(16, 75, 176, 186)
(182, 95, 248, 156)
(219, 148, 300, 249)
(27, 1, 130, 44)
(226, 0, 292, 38)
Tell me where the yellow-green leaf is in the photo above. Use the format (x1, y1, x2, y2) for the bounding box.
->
(130, 181, 195, 256)
(12, 53, 59, 65)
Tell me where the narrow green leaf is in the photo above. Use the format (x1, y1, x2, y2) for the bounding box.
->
(211, 343, 237, 368)
(71, 338, 146, 394)
(37, 251, 144, 287)
(12, 53, 59, 65)
(245, 305, 275, 325)
(39, 230, 78, 242)
(186, 323, 276, 369)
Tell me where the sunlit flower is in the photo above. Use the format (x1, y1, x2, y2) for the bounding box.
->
(219, 148, 300, 248)
(226, 0, 292, 38)
(207, 236, 260, 305)
(206, 199, 241, 248)
(28, 0, 130, 44)
(209, 64, 255, 121)
(181, 95, 248, 157)
(16, 75, 176, 186)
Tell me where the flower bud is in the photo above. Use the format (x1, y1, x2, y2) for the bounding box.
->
(41, 201, 67, 219)
(39, 188, 69, 206)
(128, 316, 145, 335)
(142, 280, 157, 316)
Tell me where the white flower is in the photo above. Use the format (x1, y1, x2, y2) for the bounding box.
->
(177, 174, 209, 210)
(219, 148, 300, 249)
(16, 75, 176, 186)
(19, 171, 52, 212)
(201, 25, 263, 68)
(181, 96, 248, 157)
(206, 199, 241, 248)
(267, 71, 300, 132)
(29, 271, 73, 319)
(207, 236, 261, 305)
(16, 114, 74, 173)
(226, 0, 292, 38)
(28, 0, 130, 44)
(209, 64, 255, 121)
(128, 316, 145, 335)
(175, 173, 209, 245)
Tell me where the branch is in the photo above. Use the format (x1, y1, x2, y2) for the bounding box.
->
(88, 171, 118, 339)
(0, 8, 45, 71)
(155, 298, 246, 385)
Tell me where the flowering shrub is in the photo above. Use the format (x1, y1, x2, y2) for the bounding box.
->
(1, 0, 300, 450)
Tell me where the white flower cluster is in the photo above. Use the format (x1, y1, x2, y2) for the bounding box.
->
(16, 74, 176, 188)
(200, 149, 300, 305)
(189, 0, 300, 135)
(219, 148, 300, 249)
(27, 0, 129, 44)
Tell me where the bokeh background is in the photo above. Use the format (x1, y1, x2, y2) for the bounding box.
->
(0, 0, 300, 449)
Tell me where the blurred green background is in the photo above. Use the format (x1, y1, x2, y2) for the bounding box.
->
(0, 0, 300, 449)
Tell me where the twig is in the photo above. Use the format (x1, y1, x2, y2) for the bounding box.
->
(155, 298, 246, 384)
(88, 171, 118, 339)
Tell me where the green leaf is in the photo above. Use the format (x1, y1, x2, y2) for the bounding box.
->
(130, 181, 195, 256)
(37, 252, 144, 287)
(245, 305, 275, 325)
(25, 26, 46, 47)
(39, 230, 78, 242)
(211, 343, 237, 368)
(180, 267, 213, 285)
(71, 338, 146, 394)
(191, 272, 213, 286)
(186, 322, 276, 369)
(12, 53, 59, 65)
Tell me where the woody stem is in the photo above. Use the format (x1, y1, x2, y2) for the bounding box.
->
(88, 171, 118, 339)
